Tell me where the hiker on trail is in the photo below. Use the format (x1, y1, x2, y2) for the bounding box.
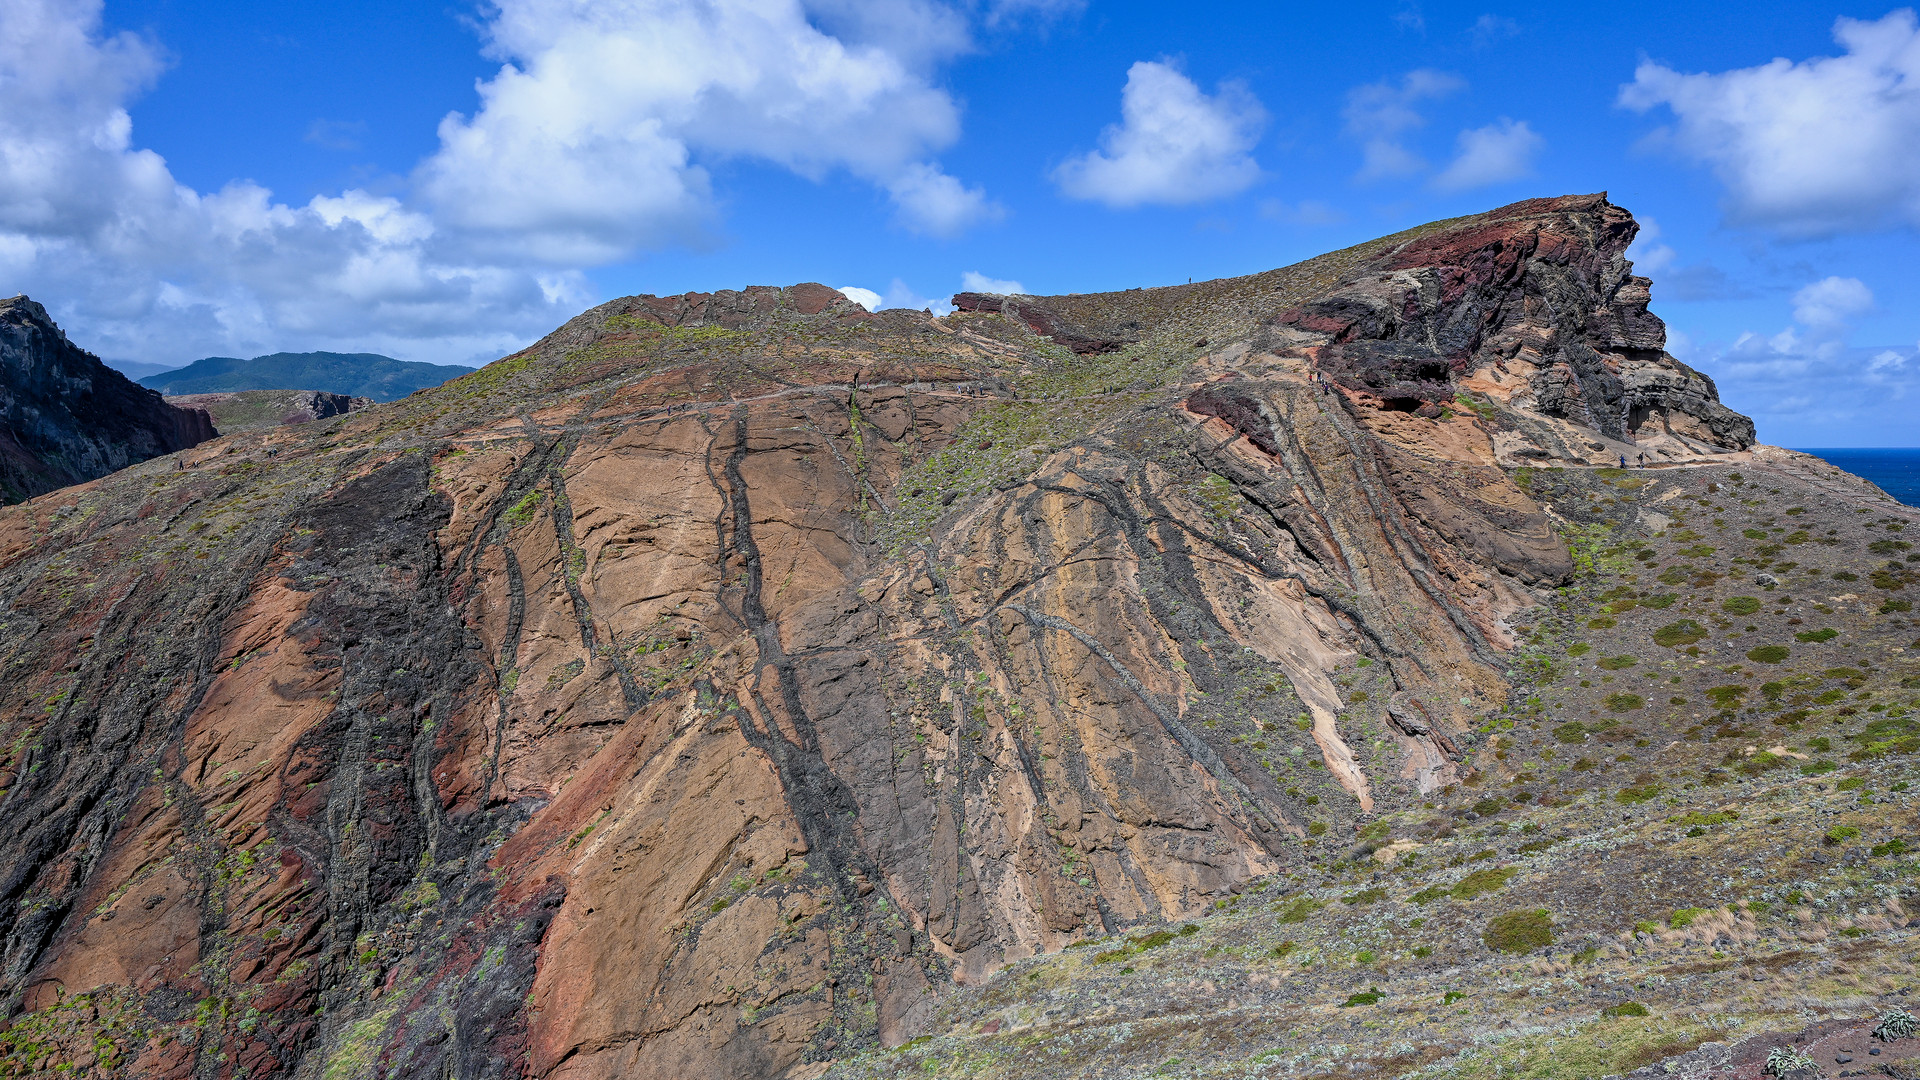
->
(1619, 453, 1627, 469)
(1637, 452, 1647, 468)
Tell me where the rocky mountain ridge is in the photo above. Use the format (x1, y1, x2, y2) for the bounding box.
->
(0, 195, 1912, 1080)
(139, 351, 474, 402)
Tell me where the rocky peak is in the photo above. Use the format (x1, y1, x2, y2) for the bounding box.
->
(1268, 193, 1754, 459)
(0, 296, 217, 503)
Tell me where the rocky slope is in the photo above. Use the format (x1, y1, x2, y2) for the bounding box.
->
(0, 297, 216, 504)
(0, 195, 1911, 1080)
(164, 391, 374, 434)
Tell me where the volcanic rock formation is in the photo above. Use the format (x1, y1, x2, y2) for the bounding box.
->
(0, 297, 216, 503)
(0, 196, 1800, 1079)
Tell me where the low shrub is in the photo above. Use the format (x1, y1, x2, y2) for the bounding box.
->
(1340, 987, 1384, 1007)
(1795, 628, 1838, 642)
(1603, 1002, 1650, 1018)
(1275, 897, 1323, 924)
(1705, 685, 1747, 706)
(1722, 596, 1761, 615)
(1451, 867, 1519, 900)
(1605, 693, 1646, 712)
(1747, 645, 1790, 664)
(1598, 655, 1639, 670)
(1654, 620, 1708, 647)
(1484, 908, 1554, 953)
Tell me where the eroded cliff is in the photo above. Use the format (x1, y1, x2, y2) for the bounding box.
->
(0, 196, 1795, 1080)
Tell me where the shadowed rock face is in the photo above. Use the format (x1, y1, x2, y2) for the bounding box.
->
(0, 200, 1761, 1079)
(0, 297, 216, 503)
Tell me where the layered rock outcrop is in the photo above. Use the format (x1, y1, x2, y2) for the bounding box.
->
(0, 297, 216, 503)
(0, 200, 1762, 1079)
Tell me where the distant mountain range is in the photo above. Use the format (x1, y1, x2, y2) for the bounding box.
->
(137, 351, 475, 402)
(104, 359, 185, 381)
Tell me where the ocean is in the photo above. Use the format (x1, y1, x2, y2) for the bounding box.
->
(1794, 448, 1920, 508)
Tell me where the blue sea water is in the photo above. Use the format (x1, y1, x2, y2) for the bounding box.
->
(1794, 448, 1920, 508)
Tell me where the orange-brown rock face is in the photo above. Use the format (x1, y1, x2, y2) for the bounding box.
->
(0, 196, 1754, 1078)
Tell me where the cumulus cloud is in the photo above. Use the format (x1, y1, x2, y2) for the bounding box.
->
(1431, 117, 1542, 190)
(1052, 60, 1266, 207)
(1791, 275, 1874, 328)
(423, 0, 1004, 255)
(1620, 9, 1920, 235)
(960, 270, 1024, 294)
(1682, 273, 1910, 443)
(836, 286, 882, 311)
(1343, 69, 1464, 180)
(0, 0, 1023, 364)
(0, 0, 585, 366)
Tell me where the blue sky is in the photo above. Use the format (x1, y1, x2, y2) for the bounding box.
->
(2, 1, 1916, 444)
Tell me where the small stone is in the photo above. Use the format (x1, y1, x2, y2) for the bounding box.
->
(1836, 1053, 1852, 1063)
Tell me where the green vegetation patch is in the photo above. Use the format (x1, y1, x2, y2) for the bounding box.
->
(1275, 896, 1324, 924)
(1668, 809, 1738, 828)
(1737, 752, 1790, 777)
(1604, 693, 1645, 712)
(1704, 685, 1747, 706)
(1602, 1002, 1651, 1018)
(1597, 655, 1638, 670)
(1484, 908, 1554, 953)
(1721, 596, 1761, 615)
(1746, 645, 1790, 664)
(1092, 924, 1198, 963)
(1654, 620, 1708, 647)
(1340, 987, 1384, 1007)
(1451, 867, 1519, 900)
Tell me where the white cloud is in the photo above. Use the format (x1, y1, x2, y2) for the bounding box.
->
(0, 0, 1022, 365)
(1343, 69, 1465, 180)
(421, 0, 1005, 256)
(0, 0, 585, 366)
(1053, 60, 1266, 207)
(879, 278, 954, 315)
(1686, 275, 1910, 443)
(1431, 117, 1543, 190)
(1791, 276, 1874, 329)
(836, 286, 882, 311)
(1619, 9, 1920, 235)
(960, 270, 1024, 295)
